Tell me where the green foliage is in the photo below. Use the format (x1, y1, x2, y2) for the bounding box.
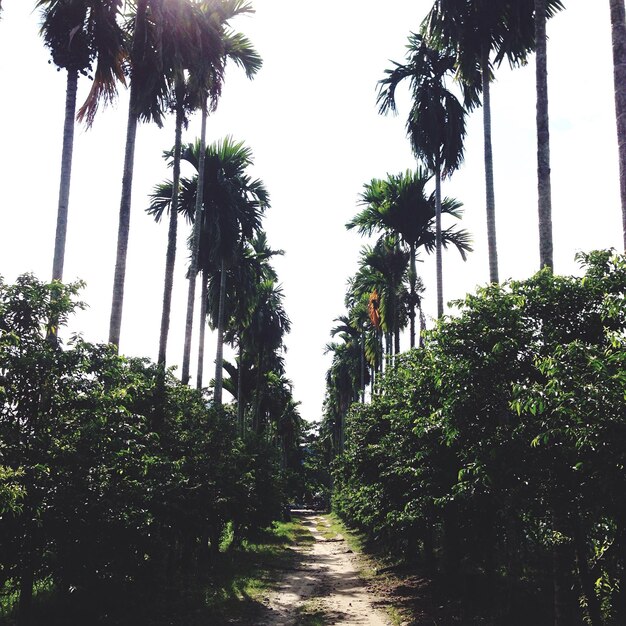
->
(331, 251, 626, 624)
(0, 275, 291, 622)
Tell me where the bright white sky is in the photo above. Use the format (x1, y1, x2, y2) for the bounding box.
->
(0, 1, 621, 421)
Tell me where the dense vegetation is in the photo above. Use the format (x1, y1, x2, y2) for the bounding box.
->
(0, 276, 311, 624)
(2, 0, 626, 625)
(327, 251, 626, 625)
(322, 5, 626, 623)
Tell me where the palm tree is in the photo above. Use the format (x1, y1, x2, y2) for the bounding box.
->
(37, 0, 124, 284)
(109, 0, 238, 348)
(219, 233, 283, 430)
(330, 310, 372, 403)
(109, 0, 187, 347)
(351, 238, 409, 359)
(344, 281, 385, 389)
(182, 0, 262, 383)
(378, 33, 467, 318)
(348, 168, 471, 346)
(610, 0, 626, 249)
(156, 0, 212, 369)
(160, 4, 262, 371)
(534, 0, 553, 270)
(424, 0, 564, 272)
(148, 137, 268, 395)
(423, 2, 530, 283)
(240, 279, 291, 433)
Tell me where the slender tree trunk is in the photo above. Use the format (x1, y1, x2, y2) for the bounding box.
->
(481, 47, 499, 283)
(610, 0, 626, 249)
(109, 0, 148, 348)
(213, 260, 227, 406)
(535, 0, 554, 271)
(435, 168, 444, 318)
(419, 306, 426, 347)
(52, 69, 78, 282)
(253, 349, 264, 434)
(360, 331, 365, 402)
(158, 104, 184, 366)
(196, 269, 208, 389)
(409, 243, 416, 348)
(182, 105, 208, 382)
(237, 340, 244, 435)
(109, 101, 139, 347)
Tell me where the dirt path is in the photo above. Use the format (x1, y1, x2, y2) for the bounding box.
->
(259, 513, 392, 626)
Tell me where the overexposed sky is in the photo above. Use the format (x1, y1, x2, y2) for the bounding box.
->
(0, 1, 621, 421)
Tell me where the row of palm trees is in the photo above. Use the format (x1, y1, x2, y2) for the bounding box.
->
(325, 0, 626, 450)
(35, 0, 255, 362)
(377, 0, 626, 310)
(324, 167, 470, 441)
(30, 0, 299, 430)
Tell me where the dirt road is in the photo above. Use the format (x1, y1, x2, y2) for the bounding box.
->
(259, 513, 391, 626)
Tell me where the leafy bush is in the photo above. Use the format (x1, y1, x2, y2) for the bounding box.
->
(0, 275, 290, 622)
(332, 251, 626, 625)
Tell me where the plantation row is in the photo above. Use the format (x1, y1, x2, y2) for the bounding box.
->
(329, 251, 626, 625)
(0, 276, 306, 624)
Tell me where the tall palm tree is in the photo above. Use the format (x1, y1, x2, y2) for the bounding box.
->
(330, 311, 372, 402)
(109, 0, 239, 349)
(148, 137, 268, 395)
(378, 34, 467, 318)
(610, 0, 626, 249)
(219, 233, 283, 430)
(182, 0, 262, 383)
(109, 0, 187, 347)
(160, 4, 262, 371)
(240, 279, 291, 433)
(37, 0, 124, 284)
(348, 168, 471, 346)
(424, 1, 541, 283)
(534, 0, 553, 270)
(156, 0, 210, 369)
(324, 320, 366, 450)
(351, 238, 409, 358)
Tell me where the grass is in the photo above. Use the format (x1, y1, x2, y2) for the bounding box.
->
(0, 517, 315, 626)
(294, 599, 329, 626)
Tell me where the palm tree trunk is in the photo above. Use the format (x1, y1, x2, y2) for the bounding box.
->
(435, 167, 444, 318)
(535, 0, 554, 271)
(108, 0, 147, 348)
(52, 68, 78, 282)
(181, 104, 208, 382)
(253, 349, 264, 434)
(214, 259, 227, 406)
(610, 0, 626, 249)
(409, 243, 416, 348)
(237, 340, 244, 435)
(481, 46, 499, 283)
(360, 331, 365, 402)
(196, 269, 208, 389)
(158, 103, 184, 366)
(108, 100, 139, 347)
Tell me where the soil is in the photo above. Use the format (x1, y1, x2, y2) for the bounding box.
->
(258, 512, 392, 625)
